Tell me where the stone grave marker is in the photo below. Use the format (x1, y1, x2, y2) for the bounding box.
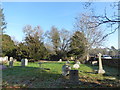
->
(73, 64, 80, 69)
(25, 58, 28, 66)
(92, 61, 98, 66)
(98, 53, 105, 74)
(62, 64, 71, 76)
(9, 57, 14, 68)
(76, 61, 81, 64)
(58, 59, 62, 62)
(21, 58, 28, 67)
(66, 60, 70, 64)
(69, 70, 79, 83)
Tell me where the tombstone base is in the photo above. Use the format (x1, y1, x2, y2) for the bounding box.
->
(98, 69, 105, 74)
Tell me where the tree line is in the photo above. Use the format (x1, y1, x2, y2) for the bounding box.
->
(1, 2, 119, 62)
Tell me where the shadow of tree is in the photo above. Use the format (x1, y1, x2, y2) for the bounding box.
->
(2, 63, 120, 88)
(83, 63, 120, 88)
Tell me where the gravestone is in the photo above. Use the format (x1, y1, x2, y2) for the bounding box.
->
(4, 56, 8, 62)
(62, 64, 71, 76)
(66, 60, 70, 64)
(25, 58, 28, 66)
(9, 60, 13, 68)
(10, 57, 13, 61)
(92, 61, 98, 66)
(98, 53, 105, 74)
(21, 59, 25, 67)
(0, 65, 7, 70)
(58, 59, 62, 62)
(21, 58, 28, 67)
(9, 57, 14, 68)
(73, 64, 80, 69)
(70, 57, 74, 60)
(76, 61, 81, 64)
(69, 70, 79, 83)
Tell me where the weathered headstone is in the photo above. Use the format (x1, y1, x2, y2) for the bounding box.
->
(25, 58, 28, 66)
(62, 64, 71, 76)
(21, 59, 25, 67)
(98, 53, 105, 74)
(69, 70, 79, 83)
(8, 57, 14, 68)
(9, 60, 13, 68)
(92, 61, 98, 66)
(4, 56, 8, 61)
(66, 60, 70, 64)
(73, 64, 80, 69)
(70, 57, 74, 60)
(58, 59, 62, 62)
(21, 58, 28, 67)
(10, 57, 13, 61)
(76, 61, 81, 64)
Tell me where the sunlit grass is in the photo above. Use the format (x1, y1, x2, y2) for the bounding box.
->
(2, 61, 119, 88)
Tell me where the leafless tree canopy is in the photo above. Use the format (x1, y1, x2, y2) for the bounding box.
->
(83, 2, 120, 41)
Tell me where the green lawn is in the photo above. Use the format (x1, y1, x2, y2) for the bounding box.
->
(2, 61, 120, 88)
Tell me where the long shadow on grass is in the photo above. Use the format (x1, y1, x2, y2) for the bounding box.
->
(2, 66, 62, 88)
(85, 63, 120, 80)
(2, 64, 120, 88)
(83, 63, 120, 88)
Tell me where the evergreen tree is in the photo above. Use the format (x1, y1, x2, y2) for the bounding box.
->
(68, 31, 87, 61)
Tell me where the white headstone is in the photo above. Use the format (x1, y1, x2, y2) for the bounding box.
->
(21, 58, 28, 66)
(58, 59, 62, 62)
(73, 64, 80, 69)
(92, 61, 98, 65)
(70, 57, 74, 60)
(76, 61, 81, 64)
(98, 53, 105, 74)
(5, 56, 8, 61)
(62, 64, 71, 76)
(10, 57, 13, 61)
(25, 58, 28, 66)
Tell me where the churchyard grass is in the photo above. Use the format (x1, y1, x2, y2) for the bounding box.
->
(2, 61, 119, 88)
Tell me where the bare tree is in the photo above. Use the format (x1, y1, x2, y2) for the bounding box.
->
(59, 29, 71, 53)
(74, 13, 105, 60)
(45, 26, 71, 58)
(83, 2, 120, 41)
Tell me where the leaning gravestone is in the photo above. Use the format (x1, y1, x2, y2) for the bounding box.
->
(62, 64, 71, 76)
(98, 53, 105, 74)
(21, 58, 28, 67)
(73, 64, 80, 69)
